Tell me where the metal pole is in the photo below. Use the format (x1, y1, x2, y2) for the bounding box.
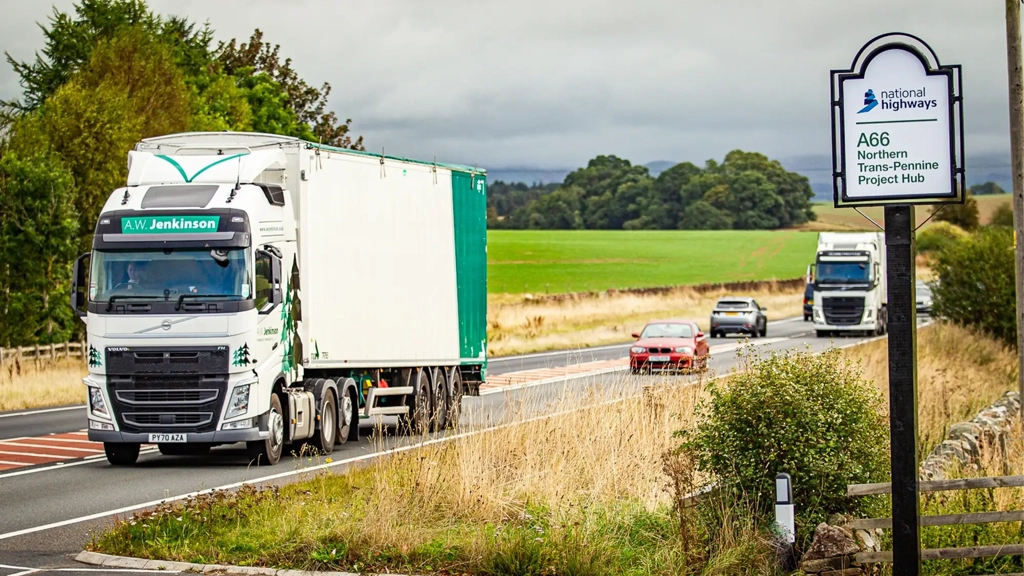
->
(1006, 0, 1024, 406)
(884, 205, 920, 574)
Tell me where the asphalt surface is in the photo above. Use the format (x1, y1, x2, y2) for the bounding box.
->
(0, 317, 918, 575)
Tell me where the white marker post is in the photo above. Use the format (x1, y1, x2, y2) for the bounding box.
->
(774, 472, 795, 570)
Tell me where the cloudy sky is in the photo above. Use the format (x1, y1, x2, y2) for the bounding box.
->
(0, 0, 1015, 171)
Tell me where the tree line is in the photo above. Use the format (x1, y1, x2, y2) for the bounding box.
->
(0, 0, 363, 347)
(487, 151, 818, 230)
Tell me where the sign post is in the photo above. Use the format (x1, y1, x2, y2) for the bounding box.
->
(830, 33, 964, 576)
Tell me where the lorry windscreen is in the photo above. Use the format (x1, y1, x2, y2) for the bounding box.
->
(90, 248, 251, 303)
(816, 260, 870, 284)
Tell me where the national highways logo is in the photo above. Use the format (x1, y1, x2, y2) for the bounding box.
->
(858, 90, 878, 114)
(857, 87, 938, 114)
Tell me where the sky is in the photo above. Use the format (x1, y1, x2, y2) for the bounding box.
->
(0, 0, 1016, 172)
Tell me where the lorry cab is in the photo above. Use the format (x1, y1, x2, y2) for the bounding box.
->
(811, 232, 888, 337)
(71, 147, 300, 465)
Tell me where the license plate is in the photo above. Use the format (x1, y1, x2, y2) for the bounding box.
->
(149, 433, 186, 443)
(649, 355, 671, 362)
(726, 312, 739, 316)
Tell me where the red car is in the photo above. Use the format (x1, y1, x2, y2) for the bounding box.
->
(629, 319, 710, 374)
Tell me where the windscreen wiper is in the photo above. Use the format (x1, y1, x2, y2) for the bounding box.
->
(106, 295, 160, 311)
(176, 294, 233, 311)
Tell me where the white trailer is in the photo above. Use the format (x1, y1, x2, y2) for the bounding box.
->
(71, 132, 488, 466)
(811, 232, 888, 337)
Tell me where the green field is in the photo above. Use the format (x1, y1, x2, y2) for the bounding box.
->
(487, 230, 818, 294)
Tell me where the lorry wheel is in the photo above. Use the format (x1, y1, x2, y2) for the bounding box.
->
(446, 368, 463, 430)
(247, 394, 284, 466)
(310, 390, 336, 455)
(430, 367, 448, 433)
(337, 385, 357, 444)
(399, 368, 431, 436)
(104, 442, 140, 466)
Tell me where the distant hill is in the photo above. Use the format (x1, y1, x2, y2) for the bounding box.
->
(485, 152, 1012, 201)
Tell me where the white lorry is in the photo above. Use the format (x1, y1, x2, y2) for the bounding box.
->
(70, 131, 488, 466)
(811, 232, 888, 338)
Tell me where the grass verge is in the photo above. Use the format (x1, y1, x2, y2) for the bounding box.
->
(0, 357, 84, 411)
(89, 322, 1019, 575)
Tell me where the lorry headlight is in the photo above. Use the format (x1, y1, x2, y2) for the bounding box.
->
(226, 384, 250, 418)
(675, 346, 694, 354)
(222, 417, 256, 430)
(88, 386, 110, 419)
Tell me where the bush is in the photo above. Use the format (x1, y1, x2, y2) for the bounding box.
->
(932, 192, 980, 231)
(917, 221, 968, 255)
(931, 227, 1016, 348)
(989, 202, 1014, 227)
(677, 347, 889, 545)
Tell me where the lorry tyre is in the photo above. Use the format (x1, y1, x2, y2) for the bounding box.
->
(310, 389, 336, 455)
(446, 368, 463, 430)
(247, 394, 284, 466)
(104, 442, 140, 466)
(399, 368, 431, 436)
(337, 384, 358, 444)
(430, 367, 448, 433)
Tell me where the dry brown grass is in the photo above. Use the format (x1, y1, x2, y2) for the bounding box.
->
(0, 357, 85, 411)
(488, 283, 805, 356)
(843, 322, 1018, 459)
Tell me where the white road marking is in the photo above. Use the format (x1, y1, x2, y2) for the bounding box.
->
(0, 406, 85, 419)
(0, 564, 166, 575)
(0, 442, 102, 453)
(0, 449, 158, 480)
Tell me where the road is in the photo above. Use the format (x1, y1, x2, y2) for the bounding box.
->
(0, 317, 908, 575)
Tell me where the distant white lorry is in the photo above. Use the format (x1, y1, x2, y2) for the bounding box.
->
(811, 232, 888, 338)
(70, 132, 488, 466)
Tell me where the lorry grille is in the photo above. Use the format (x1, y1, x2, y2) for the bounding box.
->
(823, 297, 865, 326)
(104, 346, 229, 434)
(105, 346, 229, 375)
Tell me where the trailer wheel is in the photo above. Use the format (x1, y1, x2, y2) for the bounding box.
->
(247, 394, 284, 466)
(446, 368, 463, 430)
(430, 367, 448, 433)
(104, 442, 140, 466)
(399, 368, 431, 436)
(310, 389, 336, 455)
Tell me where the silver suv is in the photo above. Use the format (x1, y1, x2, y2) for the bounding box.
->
(710, 297, 768, 338)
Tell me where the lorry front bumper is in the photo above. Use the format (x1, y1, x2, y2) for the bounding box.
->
(88, 427, 268, 444)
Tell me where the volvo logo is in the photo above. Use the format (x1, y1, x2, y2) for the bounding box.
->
(161, 320, 172, 331)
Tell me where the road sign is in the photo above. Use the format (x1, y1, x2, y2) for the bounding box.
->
(831, 33, 965, 208)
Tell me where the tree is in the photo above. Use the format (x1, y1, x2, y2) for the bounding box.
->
(932, 191, 980, 231)
(970, 181, 1007, 196)
(989, 202, 1014, 227)
(10, 26, 192, 249)
(931, 227, 1016, 348)
(0, 150, 79, 346)
(217, 29, 363, 150)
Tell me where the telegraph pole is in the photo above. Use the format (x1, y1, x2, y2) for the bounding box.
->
(1006, 0, 1024, 404)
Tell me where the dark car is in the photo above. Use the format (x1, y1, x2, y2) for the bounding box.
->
(803, 283, 814, 321)
(710, 297, 768, 338)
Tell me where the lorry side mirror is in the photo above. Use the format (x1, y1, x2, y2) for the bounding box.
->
(70, 252, 91, 317)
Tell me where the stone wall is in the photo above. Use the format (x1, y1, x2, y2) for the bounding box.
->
(797, 390, 1021, 575)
